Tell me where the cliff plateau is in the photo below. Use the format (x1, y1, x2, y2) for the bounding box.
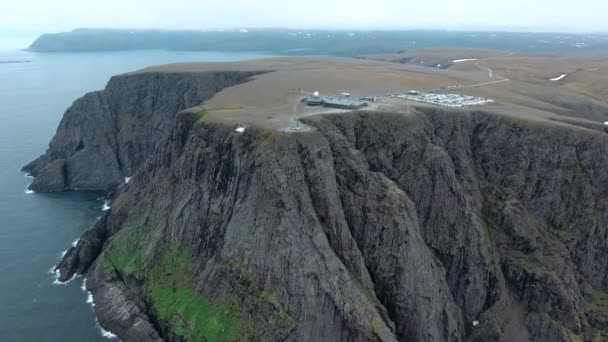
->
(26, 57, 608, 342)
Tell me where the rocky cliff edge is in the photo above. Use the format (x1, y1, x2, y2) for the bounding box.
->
(29, 68, 608, 342)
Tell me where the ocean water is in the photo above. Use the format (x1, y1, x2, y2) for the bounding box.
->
(0, 49, 273, 341)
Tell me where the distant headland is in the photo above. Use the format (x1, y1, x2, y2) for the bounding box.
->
(27, 28, 608, 55)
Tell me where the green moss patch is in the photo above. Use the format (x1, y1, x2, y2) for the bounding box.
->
(589, 290, 608, 312)
(192, 109, 209, 122)
(102, 225, 149, 275)
(102, 226, 295, 341)
(148, 244, 241, 341)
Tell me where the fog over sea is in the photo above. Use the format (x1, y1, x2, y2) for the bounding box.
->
(0, 49, 273, 341)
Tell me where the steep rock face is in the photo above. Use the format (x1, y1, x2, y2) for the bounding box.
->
(306, 110, 608, 341)
(23, 70, 265, 192)
(55, 105, 608, 341)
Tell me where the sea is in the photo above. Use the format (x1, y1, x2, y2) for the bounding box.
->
(0, 49, 273, 341)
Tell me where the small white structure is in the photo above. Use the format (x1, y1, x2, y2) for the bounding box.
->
(235, 126, 246, 133)
(341, 92, 351, 97)
(313, 91, 320, 96)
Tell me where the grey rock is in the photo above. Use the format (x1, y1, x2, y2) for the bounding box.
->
(42, 72, 608, 342)
(23, 70, 266, 192)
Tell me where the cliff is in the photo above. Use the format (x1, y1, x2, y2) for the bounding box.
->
(23, 70, 266, 192)
(31, 67, 608, 342)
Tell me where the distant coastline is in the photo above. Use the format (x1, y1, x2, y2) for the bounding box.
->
(0, 60, 32, 63)
(26, 28, 608, 55)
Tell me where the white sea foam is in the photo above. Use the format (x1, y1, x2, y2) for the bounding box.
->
(86, 292, 95, 306)
(72, 238, 80, 247)
(51, 269, 79, 285)
(550, 74, 567, 81)
(452, 59, 478, 63)
(99, 326, 118, 339)
(86, 289, 120, 339)
(25, 189, 34, 194)
(102, 200, 111, 211)
(60, 250, 68, 258)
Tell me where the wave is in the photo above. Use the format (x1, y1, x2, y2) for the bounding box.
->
(98, 323, 119, 340)
(83, 279, 120, 340)
(102, 200, 111, 211)
(51, 268, 79, 285)
(86, 292, 95, 306)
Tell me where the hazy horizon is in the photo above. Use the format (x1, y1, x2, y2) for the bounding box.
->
(1, 0, 608, 49)
(2, 27, 608, 51)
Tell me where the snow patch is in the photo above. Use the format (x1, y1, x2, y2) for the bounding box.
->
(235, 126, 246, 133)
(452, 59, 478, 63)
(550, 74, 567, 81)
(124, 176, 131, 184)
(473, 320, 480, 327)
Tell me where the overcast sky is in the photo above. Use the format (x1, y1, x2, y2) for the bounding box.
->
(1, 0, 607, 48)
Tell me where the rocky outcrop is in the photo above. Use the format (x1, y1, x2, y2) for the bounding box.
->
(50, 103, 608, 341)
(23, 70, 266, 192)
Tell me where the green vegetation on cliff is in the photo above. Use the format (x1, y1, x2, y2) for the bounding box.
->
(149, 245, 240, 341)
(102, 224, 294, 341)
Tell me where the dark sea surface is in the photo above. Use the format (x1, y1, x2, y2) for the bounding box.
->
(0, 49, 273, 341)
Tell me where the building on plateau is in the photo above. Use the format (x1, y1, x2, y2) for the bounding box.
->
(303, 95, 368, 109)
(305, 96, 324, 106)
